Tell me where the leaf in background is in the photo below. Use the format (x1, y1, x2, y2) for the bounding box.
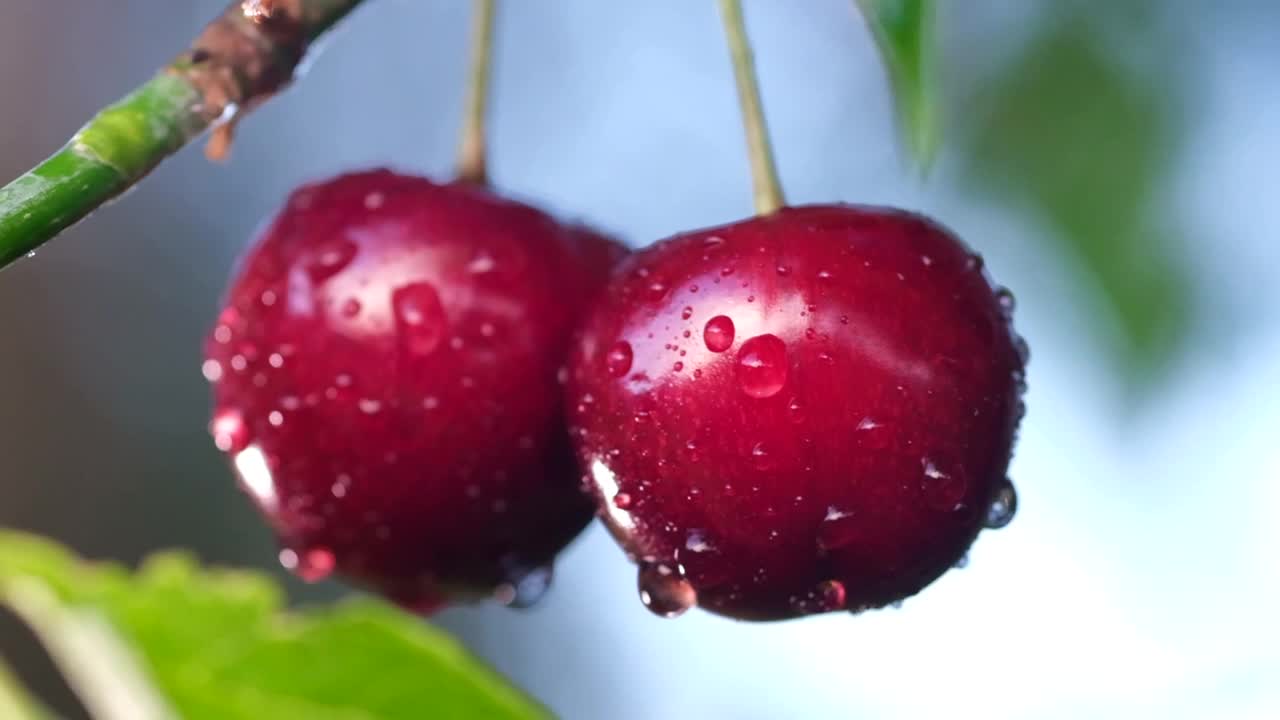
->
(0, 531, 549, 720)
(0, 657, 51, 720)
(856, 0, 940, 168)
(960, 14, 1193, 385)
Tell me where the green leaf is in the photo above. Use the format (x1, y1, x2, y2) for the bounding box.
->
(0, 656, 52, 720)
(0, 531, 549, 720)
(856, 0, 940, 168)
(960, 15, 1193, 384)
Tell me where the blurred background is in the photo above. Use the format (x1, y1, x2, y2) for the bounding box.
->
(1, 0, 1278, 718)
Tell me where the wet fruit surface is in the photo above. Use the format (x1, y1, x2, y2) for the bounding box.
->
(205, 170, 624, 610)
(567, 205, 1026, 620)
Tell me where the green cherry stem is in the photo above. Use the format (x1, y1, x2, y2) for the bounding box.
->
(456, 0, 497, 185)
(0, 0, 368, 271)
(717, 0, 786, 216)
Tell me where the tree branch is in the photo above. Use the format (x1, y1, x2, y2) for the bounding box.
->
(0, 0, 369, 270)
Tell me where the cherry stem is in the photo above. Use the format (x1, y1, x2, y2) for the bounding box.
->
(456, 0, 497, 185)
(717, 0, 785, 216)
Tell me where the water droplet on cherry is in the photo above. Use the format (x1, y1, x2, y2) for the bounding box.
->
(307, 238, 357, 283)
(211, 409, 250, 453)
(984, 478, 1017, 529)
(393, 282, 446, 355)
(637, 562, 697, 618)
(606, 341, 634, 377)
(735, 334, 788, 398)
(703, 315, 735, 353)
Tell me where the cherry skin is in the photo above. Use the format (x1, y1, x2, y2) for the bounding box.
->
(567, 205, 1026, 620)
(205, 169, 625, 611)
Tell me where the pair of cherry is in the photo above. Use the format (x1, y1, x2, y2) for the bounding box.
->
(203, 169, 1025, 621)
(203, 0, 1025, 622)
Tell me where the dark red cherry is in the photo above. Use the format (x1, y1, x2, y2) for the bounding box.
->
(567, 205, 1026, 620)
(205, 169, 625, 611)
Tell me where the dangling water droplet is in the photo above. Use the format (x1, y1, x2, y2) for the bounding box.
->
(496, 565, 553, 609)
(307, 238, 357, 283)
(703, 315, 735, 352)
(954, 553, 970, 569)
(984, 478, 1018, 529)
(735, 334, 788, 398)
(638, 562, 697, 618)
(817, 579, 847, 610)
(606, 341, 633, 377)
(965, 254, 985, 273)
(210, 409, 250, 453)
(995, 288, 1016, 318)
(296, 547, 336, 582)
(393, 282, 446, 355)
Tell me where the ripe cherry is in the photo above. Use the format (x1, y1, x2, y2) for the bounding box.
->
(205, 169, 625, 611)
(567, 205, 1026, 620)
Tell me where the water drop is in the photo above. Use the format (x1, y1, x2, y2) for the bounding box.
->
(735, 334, 788, 398)
(702, 315, 735, 353)
(307, 238, 357, 283)
(787, 399, 805, 423)
(393, 282, 446, 355)
(614, 491, 633, 509)
(681, 306, 694, 320)
(684, 529, 715, 554)
(496, 565, 553, 609)
(358, 398, 382, 414)
(996, 288, 1016, 318)
(201, 359, 224, 383)
(817, 506, 857, 550)
(776, 265, 790, 276)
(268, 410, 284, 426)
(363, 191, 385, 210)
(340, 298, 362, 317)
(211, 409, 250, 453)
(638, 562, 697, 618)
(921, 457, 968, 512)
(984, 478, 1018, 529)
(647, 280, 668, 300)
(954, 553, 970, 569)
(606, 341, 633, 377)
(818, 579, 847, 610)
(280, 547, 335, 583)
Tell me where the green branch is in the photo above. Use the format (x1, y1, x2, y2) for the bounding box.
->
(0, 0, 369, 270)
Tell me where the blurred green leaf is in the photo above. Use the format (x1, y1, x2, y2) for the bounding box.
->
(962, 15, 1192, 382)
(856, 0, 940, 168)
(0, 531, 548, 720)
(0, 657, 51, 720)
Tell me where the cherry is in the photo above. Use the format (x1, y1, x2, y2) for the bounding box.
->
(567, 205, 1026, 620)
(205, 169, 625, 611)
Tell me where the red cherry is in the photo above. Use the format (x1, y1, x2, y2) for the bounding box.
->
(567, 205, 1026, 620)
(205, 170, 625, 611)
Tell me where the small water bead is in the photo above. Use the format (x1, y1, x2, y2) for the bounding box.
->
(996, 288, 1016, 318)
(672, 361, 684, 372)
(638, 563, 697, 618)
(703, 315, 735, 353)
(817, 506, 858, 551)
(954, 553, 970, 569)
(735, 334, 788, 399)
(363, 191, 386, 210)
(201, 359, 224, 383)
(307, 238, 358, 283)
(606, 341, 634, 377)
(211, 410, 250, 453)
(339, 298, 362, 317)
(393, 282, 446, 355)
(921, 457, 968, 512)
(496, 565, 553, 609)
(776, 265, 791, 276)
(613, 491, 633, 509)
(681, 306, 694, 320)
(279, 547, 336, 583)
(984, 478, 1018, 529)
